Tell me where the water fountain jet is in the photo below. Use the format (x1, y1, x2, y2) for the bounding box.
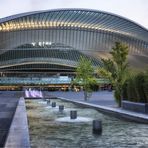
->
(47, 100, 50, 105)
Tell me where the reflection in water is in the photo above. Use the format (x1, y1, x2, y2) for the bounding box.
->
(26, 99, 148, 148)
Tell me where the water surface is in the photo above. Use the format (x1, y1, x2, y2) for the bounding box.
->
(26, 99, 148, 148)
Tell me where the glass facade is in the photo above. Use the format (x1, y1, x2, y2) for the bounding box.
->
(0, 8, 148, 73)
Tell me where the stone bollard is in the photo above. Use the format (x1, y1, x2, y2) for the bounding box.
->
(51, 102, 56, 107)
(70, 110, 77, 119)
(47, 100, 50, 105)
(59, 105, 64, 112)
(92, 120, 102, 135)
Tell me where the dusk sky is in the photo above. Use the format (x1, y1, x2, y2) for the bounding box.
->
(0, 0, 148, 29)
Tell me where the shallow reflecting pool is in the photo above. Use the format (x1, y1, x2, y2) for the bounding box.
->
(26, 99, 148, 148)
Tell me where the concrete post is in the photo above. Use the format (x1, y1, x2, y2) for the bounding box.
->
(59, 105, 64, 112)
(92, 120, 102, 135)
(51, 102, 56, 107)
(70, 110, 77, 119)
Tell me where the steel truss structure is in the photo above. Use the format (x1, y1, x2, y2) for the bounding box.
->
(0, 8, 148, 73)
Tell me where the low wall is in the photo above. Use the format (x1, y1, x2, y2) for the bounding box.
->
(4, 97, 30, 148)
(24, 97, 57, 100)
(58, 97, 148, 124)
(25, 97, 42, 99)
(122, 100, 148, 114)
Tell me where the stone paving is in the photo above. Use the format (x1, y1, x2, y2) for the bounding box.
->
(0, 91, 19, 147)
(5, 97, 30, 148)
(45, 90, 117, 107)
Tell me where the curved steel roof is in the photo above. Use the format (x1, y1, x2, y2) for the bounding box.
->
(0, 8, 148, 42)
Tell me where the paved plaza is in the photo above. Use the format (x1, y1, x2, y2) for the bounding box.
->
(46, 90, 117, 107)
(0, 91, 19, 147)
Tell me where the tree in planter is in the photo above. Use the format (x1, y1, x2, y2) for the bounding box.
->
(73, 56, 97, 101)
(97, 42, 129, 107)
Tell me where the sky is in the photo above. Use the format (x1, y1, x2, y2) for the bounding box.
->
(0, 0, 148, 29)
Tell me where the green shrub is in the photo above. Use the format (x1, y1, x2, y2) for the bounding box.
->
(127, 77, 137, 102)
(122, 80, 128, 100)
(134, 73, 147, 103)
(143, 72, 148, 102)
(122, 71, 148, 103)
